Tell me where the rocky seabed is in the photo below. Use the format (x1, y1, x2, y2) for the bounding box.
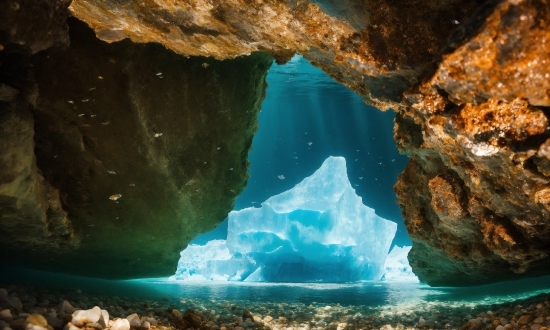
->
(0, 285, 549, 330)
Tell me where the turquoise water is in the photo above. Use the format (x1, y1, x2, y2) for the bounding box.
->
(2, 264, 549, 308)
(193, 55, 411, 247)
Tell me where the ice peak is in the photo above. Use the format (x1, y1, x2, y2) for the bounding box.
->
(264, 156, 351, 213)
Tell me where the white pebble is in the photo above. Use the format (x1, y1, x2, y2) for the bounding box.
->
(111, 318, 130, 330)
(126, 314, 140, 327)
(99, 310, 109, 328)
(72, 306, 101, 324)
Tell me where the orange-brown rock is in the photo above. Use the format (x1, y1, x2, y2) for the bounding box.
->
(68, 0, 484, 109)
(395, 0, 550, 285)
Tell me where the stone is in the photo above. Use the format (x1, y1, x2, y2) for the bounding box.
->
(0, 310, 12, 320)
(26, 314, 48, 327)
(182, 310, 202, 329)
(72, 307, 101, 324)
(110, 319, 129, 330)
(63, 323, 80, 330)
(0, 18, 272, 279)
(418, 317, 426, 327)
(85, 323, 102, 330)
(126, 314, 140, 327)
(535, 318, 544, 324)
(58, 302, 74, 315)
(518, 315, 532, 325)
(393, 0, 550, 286)
(8, 297, 23, 311)
(0, 0, 71, 54)
(142, 318, 156, 327)
(98, 310, 109, 328)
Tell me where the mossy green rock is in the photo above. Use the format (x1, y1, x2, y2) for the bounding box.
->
(0, 18, 272, 279)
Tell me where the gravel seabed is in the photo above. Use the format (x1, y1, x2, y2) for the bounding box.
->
(0, 283, 549, 330)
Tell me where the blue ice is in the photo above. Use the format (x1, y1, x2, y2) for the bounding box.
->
(174, 156, 398, 282)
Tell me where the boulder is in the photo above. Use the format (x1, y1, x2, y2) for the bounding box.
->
(0, 18, 272, 278)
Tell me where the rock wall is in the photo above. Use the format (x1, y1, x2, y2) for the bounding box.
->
(394, 0, 550, 285)
(0, 16, 272, 278)
(68, 0, 484, 109)
(1, 0, 549, 284)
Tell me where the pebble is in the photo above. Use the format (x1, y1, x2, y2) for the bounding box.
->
(27, 314, 48, 327)
(0, 309, 12, 320)
(73, 307, 102, 324)
(519, 315, 533, 325)
(0, 284, 547, 330)
(110, 319, 129, 330)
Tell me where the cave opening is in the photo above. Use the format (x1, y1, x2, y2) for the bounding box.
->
(1, 2, 550, 326)
(180, 55, 415, 283)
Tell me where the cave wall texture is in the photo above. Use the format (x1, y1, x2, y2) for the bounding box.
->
(1, 0, 549, 285)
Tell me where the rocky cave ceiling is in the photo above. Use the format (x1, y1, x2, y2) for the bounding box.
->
(0, 0, 549, 285)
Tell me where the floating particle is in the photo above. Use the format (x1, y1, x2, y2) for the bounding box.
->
(230, 168, 233, 171)
(452, 20, 460, 24)
(359, 177, 363, 180)
(101, 121, 110, 125)
(129, 183, 135, 187)
(307, 142, 312, 146)
(154, 133, 163, 138)
(217, 147, 221, 150)
(156, 72, 162, 76)
(109, 194, 122, 201)
(89, 87, 96, 91)
(78, 114, 85, 117)
(107, 170, 116, 175)
(202, 63, 209, 68)
(90, 114, 97, 117)
(294, 157, 298, 159)
(81, 99, 89, 102)
(392, 159, 395, 162)
(98, 76, 103, 79)
(278, 175, 285, 180)
(67, 100, 74, 104)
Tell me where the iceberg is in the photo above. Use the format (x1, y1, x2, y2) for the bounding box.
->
(174, 156, 397, 282)
(381, 246, 419, 282)
(174, 240, 239, 281)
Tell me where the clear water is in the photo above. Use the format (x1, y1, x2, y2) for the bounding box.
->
(193, 55, 411, 247)
(2, 264, 549, 308)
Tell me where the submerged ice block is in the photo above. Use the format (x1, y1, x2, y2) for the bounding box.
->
(382, 246, 419, 282)
(175, 156, 397, 282)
